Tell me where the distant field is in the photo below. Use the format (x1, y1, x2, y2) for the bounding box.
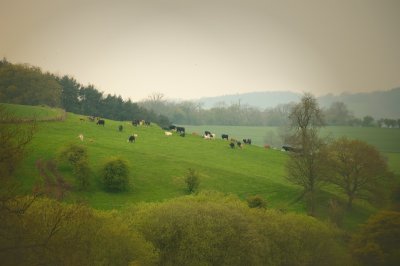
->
(183, 125, 400, 174)
(1, 103, 65, 121)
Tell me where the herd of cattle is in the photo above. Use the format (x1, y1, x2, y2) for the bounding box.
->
(83, 116, 298, 152)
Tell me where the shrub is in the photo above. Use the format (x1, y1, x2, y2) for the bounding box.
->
(74, 159, 90, 190)
(185, 168, 199, 193)
(59, 143, 88, 166)
(59, 143, 90, 190)
(247, 195, 267, 209)
(101, 157, 129, 192)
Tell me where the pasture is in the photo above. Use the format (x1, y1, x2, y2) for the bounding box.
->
(0, 103, 65, 121)
(4, 104, 394, 229)
(183, 125, 400, 174)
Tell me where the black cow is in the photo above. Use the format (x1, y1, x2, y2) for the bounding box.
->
(118, 125, 123, 132)
(176, 126, 185, 134)
(282, 145, 302, 152)
(97, 119, 105, 126)
(229, 142, 235, 149)
(222, 134, 229, 140)
(243, 138, 252, 145)
(132, 120, 140, 127)
(144, 120, 151, 126)
(236, 141, 242, 148)
(128, 135, 136, 143)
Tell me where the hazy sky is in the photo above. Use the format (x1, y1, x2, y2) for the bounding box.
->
(1, 0, 399, 101)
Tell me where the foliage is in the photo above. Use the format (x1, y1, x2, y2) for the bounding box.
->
(247, 195, 267, 208)
(328, 137, 390, 209)
(124, 192, 350, 266)
(59, 143, 88, 166)
(185, 168, 199, 193)
(0, 105, 36, 178)
(351, 210, 400, 266)
(58, 143, 90, 190)
(0, 197, 158, 265)
(101, 157, 130, 192)
(0, 62, 61, 107)
(324, 101, 354, 126)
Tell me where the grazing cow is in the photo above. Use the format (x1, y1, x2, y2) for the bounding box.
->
(165, 131, 173, 136)
(144, 120, 151, 126)
(236, 141, 242, 148)
(97, 119, 105, 126)
(229, 142, 235, 149)
(203, 134, 211, 140)
(221, 134, 229, 140)
(132, 120, 140, 127)
(243, 139, 252, 145)
(282, 145, 301, 152)
(128, 135, 136, 143)
(118, 125, 123, 132)
(176, 126, 185, 134)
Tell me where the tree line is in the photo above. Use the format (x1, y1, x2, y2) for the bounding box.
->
(140, 93, 400, 127)
(0, 59, 171, 127)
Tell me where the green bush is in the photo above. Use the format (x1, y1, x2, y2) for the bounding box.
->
(247, 195, 267, 208)
(59, 143, 88, 166)
(185, 168, 199, 193)
(101, 157, 130, 192)
(59, 143, 90, 190)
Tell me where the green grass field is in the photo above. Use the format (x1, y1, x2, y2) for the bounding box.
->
(5, 104, 398, 230)
(183, 125, 400, 174)
(1, 103, 65, 121)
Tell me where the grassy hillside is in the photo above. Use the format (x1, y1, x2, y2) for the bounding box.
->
(7, 104, 389, 230)
(1, 103, 65, 121)
(183, 125, 400, 174)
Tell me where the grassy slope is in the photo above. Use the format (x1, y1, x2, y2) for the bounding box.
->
(9, 104, 396, 229)
(15, 111, 304, 211)
(1, 103, 65, 121)
(183, 125, 400, 174)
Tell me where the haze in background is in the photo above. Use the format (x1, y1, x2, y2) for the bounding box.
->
(1, 0, 399, 101)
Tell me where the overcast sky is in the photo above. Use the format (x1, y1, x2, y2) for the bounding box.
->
(1, 0, 399, 101)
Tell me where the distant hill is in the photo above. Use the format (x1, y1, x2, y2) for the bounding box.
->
(197, 88, 400, 118)
(198, 91, 302, 109)
(318, 87, 400, 119)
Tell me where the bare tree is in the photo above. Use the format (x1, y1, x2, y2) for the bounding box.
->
(285, 93, 328, 215)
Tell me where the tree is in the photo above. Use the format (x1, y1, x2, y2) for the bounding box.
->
(324, 101, 353, 125)
(58, 75, 81, 113)
(101, 157, 130, 192)
(351, 211, 400, 266)
(285, 93, 328, 215)
(328, 138, 390, 209)
(362, 115, 375, 127)
(185, 168, 199, 193)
